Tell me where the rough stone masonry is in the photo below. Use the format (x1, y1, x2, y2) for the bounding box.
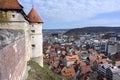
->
(0, 29, 27, 80)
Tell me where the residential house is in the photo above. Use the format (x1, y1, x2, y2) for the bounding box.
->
(63, 55, 79, 67)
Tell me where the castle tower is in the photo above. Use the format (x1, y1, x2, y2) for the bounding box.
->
(28, 8, 43, 67)
(0, 0, 32, 61)
(0, 0, 32, 60)
(0, 0, 32, 79)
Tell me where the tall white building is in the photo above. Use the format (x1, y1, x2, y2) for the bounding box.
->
(28, 8, 43, 67)
(108, 43, 120, 56)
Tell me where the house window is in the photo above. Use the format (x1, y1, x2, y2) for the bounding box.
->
(31, 30, 35, 33)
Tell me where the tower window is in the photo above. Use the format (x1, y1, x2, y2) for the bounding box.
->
(12, 14, 15, 18)
(32, 44, 35, 48)
(31, 30, 35, 33)
(32, 36, 34, 38)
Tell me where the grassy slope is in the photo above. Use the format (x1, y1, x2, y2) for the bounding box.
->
(26, 60, 67, 80)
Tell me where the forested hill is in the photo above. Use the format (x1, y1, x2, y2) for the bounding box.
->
(65, 27, 120, 35)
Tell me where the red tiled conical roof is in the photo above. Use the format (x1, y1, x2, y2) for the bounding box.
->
(28, 8, 43, 23)
(0, 0, 22, 9)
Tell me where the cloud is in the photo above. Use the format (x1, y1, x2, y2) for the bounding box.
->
(19, 0, 120, 28)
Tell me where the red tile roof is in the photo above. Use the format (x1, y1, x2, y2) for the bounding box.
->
(61, 50, 66, 55)
(0, 0, 22, 9)
(61, 67, 76, 77)
(81, 66, 91, 74)
(28, 8, 43, 23)
(79, 61, 86, 67)
(65, 55, 79, 61)
(89, 54, 107, 63)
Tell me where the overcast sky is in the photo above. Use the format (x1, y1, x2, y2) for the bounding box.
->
(19, 0, 120, 29)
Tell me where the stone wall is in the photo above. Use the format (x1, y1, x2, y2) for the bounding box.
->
(0, 19, 32, 62)
(0, 30, 27, 80)
(0, 29, 24, 49)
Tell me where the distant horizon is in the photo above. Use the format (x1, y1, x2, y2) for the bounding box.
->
(43, 26, 120, 30)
